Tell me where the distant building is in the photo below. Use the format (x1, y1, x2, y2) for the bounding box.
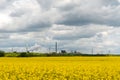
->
(61, 50, 67, 53)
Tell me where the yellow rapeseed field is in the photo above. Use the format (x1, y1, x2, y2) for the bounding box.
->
(0, 57, 120, 80)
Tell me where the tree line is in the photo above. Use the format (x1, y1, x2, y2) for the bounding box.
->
(0, 50, 114, 57)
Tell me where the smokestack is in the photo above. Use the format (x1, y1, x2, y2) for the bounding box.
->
(55, 42, 57, 53)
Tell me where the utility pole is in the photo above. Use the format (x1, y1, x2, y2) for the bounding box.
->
(48, 47, 51, 53)
(55, 42, 58, 53)
(25, 43, 29, 53)
(91, 48, 94, 54)
(108, 50, 111, 54)
(11, 48, 14, 52)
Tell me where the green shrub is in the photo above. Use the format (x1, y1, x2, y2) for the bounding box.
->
(5, 53, 19, 57)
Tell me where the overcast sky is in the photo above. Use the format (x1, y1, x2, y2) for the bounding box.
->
(0, 0, 120, 53)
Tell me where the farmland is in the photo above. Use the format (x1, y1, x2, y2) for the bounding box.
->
(0, 57, 120, 80)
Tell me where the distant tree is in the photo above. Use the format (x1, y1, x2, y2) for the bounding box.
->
(0, 50, 5, 57)
(19, 52, 28, 57)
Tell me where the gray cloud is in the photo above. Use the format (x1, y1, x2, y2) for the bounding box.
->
(36, 0, 55, 10)
(0, 0, 14, 10)
(0, 0, 120, 53)
(56, 0, 120, 26)
(52, 24, 112, 40)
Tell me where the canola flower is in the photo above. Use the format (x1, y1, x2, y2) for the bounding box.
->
(0, 57, 120, 80)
